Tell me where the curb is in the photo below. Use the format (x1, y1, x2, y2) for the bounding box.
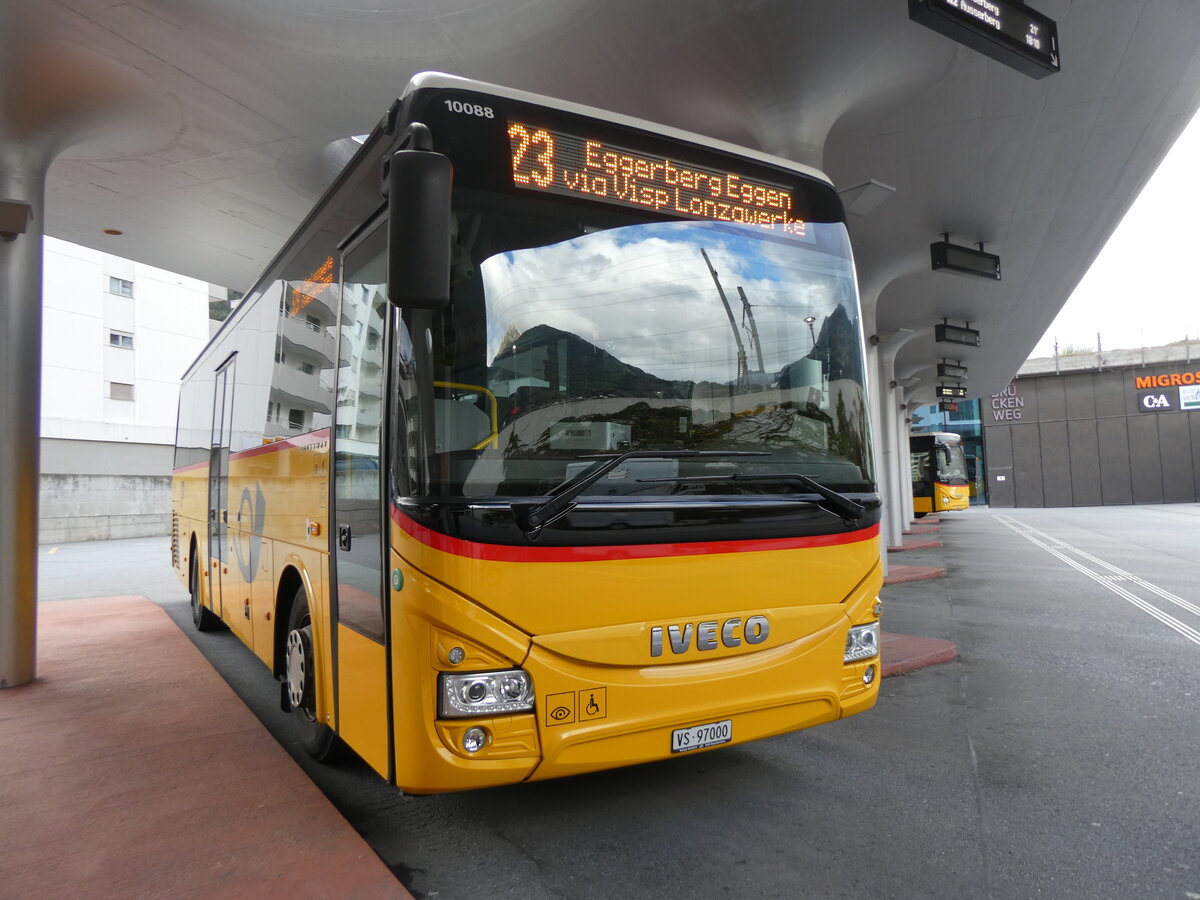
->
(881, 632, 958, 677)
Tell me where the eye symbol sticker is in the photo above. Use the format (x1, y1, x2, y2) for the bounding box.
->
(545, 691, 576, 726)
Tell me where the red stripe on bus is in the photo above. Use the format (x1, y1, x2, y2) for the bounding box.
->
(390, 506, 879, 563)
(171, 428, 332, 474)
(233, 427, 332, 460)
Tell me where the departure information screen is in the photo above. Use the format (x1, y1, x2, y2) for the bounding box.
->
(908, 0, 1059, 79)
(507, 121, 807, 236)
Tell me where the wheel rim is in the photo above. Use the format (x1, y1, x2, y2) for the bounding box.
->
(285, 624, 314, 717)
(190, 563, 202, 625)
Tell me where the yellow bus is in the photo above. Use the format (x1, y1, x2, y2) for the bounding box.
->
(172, 72, 882, 793)
(910, 431, 970, 516)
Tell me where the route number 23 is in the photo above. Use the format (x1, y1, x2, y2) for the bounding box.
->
(509, 123, 555, 189)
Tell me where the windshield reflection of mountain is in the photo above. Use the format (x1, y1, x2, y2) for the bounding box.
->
(482, 320, 868, 498)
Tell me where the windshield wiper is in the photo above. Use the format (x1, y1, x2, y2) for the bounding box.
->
(513, 450, 769, 540)
(636, 472, 867, 526)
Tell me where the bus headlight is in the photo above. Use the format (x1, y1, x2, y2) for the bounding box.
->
(844, 623, 880, 662)
(439, 669, 535, 718)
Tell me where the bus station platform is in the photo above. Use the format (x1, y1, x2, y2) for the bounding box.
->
(0, 596, 410, 900)
(1, 524, 955, 897)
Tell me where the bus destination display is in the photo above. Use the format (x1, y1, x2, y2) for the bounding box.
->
(508, 121, 807, 236)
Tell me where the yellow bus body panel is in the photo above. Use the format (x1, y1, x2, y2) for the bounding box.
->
(387, 517, 882, 793)
(336, 624, 390, 777)
(177, 438, 883, 794)
(935, 483, 970, 512)
(172, 436, 335, 730)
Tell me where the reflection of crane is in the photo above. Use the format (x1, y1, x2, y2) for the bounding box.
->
(736, 286, 766, 374)
(700, 248, 748, 387)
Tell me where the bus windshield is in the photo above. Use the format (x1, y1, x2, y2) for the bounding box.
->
(938, 442, 969, 485)
(403, 192, 873, 502)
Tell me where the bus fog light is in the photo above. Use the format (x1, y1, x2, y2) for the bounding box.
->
(439, 669, 534, 718)
(462, 726, 489, 753)
(863, 664, 876, 685)
(845, 623, 880, 662)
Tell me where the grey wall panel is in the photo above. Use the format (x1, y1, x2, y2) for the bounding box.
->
(41, 438, 174, 477)
(1036, 376, 1067, 421)
(1123, 369, 1146, 417)
(1067, 420, 1102, 506)
(1039, 421, 1073, 506)
(1012, 423, 1045, 507)
(1065, 375, 1097, 420)
(1192, 414, 1200, 500)
(982, 423, 1015, 506)
(1097, 417, 1133, 504)
(1094, 370, 1127, 418)
(1157, 413, 1197, 502)
(983, 426, 1015, 507)
(984, 423, 1014, 468)
(1128, 415, 1165, 503)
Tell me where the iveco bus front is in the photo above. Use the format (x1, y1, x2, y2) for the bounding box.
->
(174, 73, 882, 793)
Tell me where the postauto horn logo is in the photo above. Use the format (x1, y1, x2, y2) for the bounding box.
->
(650, 616, 770, 657)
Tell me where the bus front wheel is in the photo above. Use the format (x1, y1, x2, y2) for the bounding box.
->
(284, 587, 341, 762)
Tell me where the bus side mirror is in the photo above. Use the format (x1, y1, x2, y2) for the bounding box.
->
(387, 150, 452, 309)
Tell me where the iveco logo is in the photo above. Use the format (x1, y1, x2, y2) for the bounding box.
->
(650, 616, 770, 657)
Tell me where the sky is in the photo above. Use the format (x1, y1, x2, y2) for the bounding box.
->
(1029, 109, 1200, 358)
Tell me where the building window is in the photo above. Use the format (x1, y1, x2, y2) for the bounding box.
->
(305, 314, 321, 330)
(275, 349, 285, 364)
(300, 361, 315, 375)
(288, 408, 305, 430)
(108, 330, 133, 350)
(108, 382, 135, 401)
(108, 277, 134, 297)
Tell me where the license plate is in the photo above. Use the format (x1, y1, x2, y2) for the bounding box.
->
(671, 719, 732, 753)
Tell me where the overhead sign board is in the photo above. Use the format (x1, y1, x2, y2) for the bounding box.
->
(935, 323, 981, 348)
(938, 361, 969, 380)
(908, 0, 1060, 80)
(936, 384, 968, 399)
(930, 239, 1001, 280)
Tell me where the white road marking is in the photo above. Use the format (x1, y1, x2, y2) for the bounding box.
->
(995, 514, 1200, 649)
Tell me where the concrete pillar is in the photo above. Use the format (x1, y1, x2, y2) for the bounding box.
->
(870, 330, 920, 555)
(878, 380, 898, 550)
(901, 390, 920, 526)
(897, 397, 915, 527)
(0, 159, 46, 688)
(864, 342, 888, 574)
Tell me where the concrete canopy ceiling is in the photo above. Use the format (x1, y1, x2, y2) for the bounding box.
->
(5, 0, 1200, 401)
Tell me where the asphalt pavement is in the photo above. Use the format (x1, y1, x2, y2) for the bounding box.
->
(22, 506, 1200, 899)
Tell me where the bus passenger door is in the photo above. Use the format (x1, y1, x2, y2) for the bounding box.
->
(331, 221, 392, 780)
(207, 354, 236, 620)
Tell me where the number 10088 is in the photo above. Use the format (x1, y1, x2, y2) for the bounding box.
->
(444, 99, 495, 119)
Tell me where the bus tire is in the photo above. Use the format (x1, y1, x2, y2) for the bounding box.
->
(284, 586, 342, 763)
(190, 553, 221, 632)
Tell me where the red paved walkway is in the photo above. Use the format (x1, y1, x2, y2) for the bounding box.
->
(887, 534, 943, 552)
(881, 632, 957, 677)
(884, 563, 946, 584)
(0, 597, 409, 900)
